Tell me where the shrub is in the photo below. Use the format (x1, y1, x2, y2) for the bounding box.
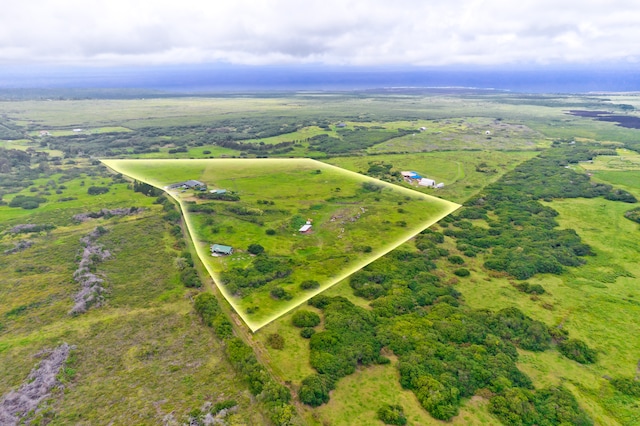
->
(448, 255, 465, 265)
(298, 374, 332, 407)
(300, 327, 316, 338)
(291, 310, 321, 328)
(247, 243, 265, 255)
(453, 268, 470, 277)
(265, 228, 276, 235)
(610, 377, 640, 397)
(270, 287, 292, 300)
(267, 333, 285, 350)
(558, 339, 597, 364)
(377, 404, 407, 425)
(87, 186, 110, 195)
(300, 280, 320, 290)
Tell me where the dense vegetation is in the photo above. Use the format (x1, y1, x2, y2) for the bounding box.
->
(446, 143, 636, 279)
(193, 293, 295, 425)
(296, 227, 594, 423)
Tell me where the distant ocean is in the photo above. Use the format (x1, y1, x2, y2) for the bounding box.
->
(1, 65, 640, 94)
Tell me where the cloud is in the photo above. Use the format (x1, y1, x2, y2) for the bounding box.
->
(1, 0, 639, 66)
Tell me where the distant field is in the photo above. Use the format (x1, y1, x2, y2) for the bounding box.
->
(367, 116, 546, 153)
(581, 148, 640, 172)
(28, 126, 132, 137)
(103, 158, 459, 331)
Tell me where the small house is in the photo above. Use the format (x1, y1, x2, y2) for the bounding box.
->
(435, 182, 445, 189)
(209, 189, 227, 195)
(183, 180, 206, 189)
(211, 244, 233, 255)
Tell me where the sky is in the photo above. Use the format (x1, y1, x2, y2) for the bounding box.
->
(2, 0, 640, 68)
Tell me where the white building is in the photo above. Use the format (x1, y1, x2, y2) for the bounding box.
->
(419, 178, 436, 187)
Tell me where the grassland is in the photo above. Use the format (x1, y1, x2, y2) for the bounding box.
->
(103, 158, 459, 331)
(2, 91, 640, 425)
(0, 174, 268, 424)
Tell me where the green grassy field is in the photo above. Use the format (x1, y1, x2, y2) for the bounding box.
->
(103, 158, 459, 331)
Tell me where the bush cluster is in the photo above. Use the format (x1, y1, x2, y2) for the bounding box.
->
(446, 144, 635, 280)
(193, 293, 294, 425)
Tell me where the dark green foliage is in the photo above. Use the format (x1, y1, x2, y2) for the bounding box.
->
(180, 268, 202, 288)
(300, 280, 320, 290)
(211, 399, 237, 415)
(8, 195, 47, 209)
(196, 191, 240, 201)
(193, 293, 234, 340)
(298, 374, 332, 406)
(221, 255, 292, 296)
(87, 186, 110, 195)
(448, 255, 465, 265)
(193, 293, 294, 424)
(610, 377, 640, 397)
(448, 144, 632, 281)
(266, 228, 276, 235)
(624, 207, 640, 224)
(377, 404, 407, 425)
(488, 307, 552, 351)
(247, 243, 265, 255)
(308, 128, 412, 154)
(453, 268, 470, 277)
(300, 328, 316, 339)
(557, 339, 597, 364)
(267, 333, 285, 350)
(300, 297, 386, 407)
(489, 386, 593, 426)
(132, 180, 162, 197)
(349, 270, 392, 299)
(514, 282, 546, 295)
(604, 189, 637, 203)
(291, 310, 321, 328)
(186, 202, 216, 213)
(270, 287, 292, 300)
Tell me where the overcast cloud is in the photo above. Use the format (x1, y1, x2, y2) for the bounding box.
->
(2, 0, 640, 67)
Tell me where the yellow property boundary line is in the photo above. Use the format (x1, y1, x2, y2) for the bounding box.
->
(102, 158, 461, 332)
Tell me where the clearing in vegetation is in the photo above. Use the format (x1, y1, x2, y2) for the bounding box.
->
(103, 158, 460, 331)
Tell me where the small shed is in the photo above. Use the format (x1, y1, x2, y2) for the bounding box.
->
(419, 178, 436, 187)
(209, 189, 227, 194)
(299, 220, 313, 233)
(435, 182, 445, 189)
(211, 244, 233, 255)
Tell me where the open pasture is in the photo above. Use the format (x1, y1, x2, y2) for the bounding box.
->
(103, 158, 459, 331)
(327, 150, 538, 204)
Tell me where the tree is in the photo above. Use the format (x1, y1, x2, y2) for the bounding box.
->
(247, 243, 265, 255)
(291, 310, 321, 328)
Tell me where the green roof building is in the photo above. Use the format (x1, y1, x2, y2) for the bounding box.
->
(211, 244, 233, 255)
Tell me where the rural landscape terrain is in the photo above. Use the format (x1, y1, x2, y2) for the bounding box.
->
(1, 89, 640, 425)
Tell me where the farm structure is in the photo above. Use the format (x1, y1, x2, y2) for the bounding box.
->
(299, 220, 313, 233)
(167, 180, 207, 190)
(401, 171, 444, 188)
(211, 244, 233, 255)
